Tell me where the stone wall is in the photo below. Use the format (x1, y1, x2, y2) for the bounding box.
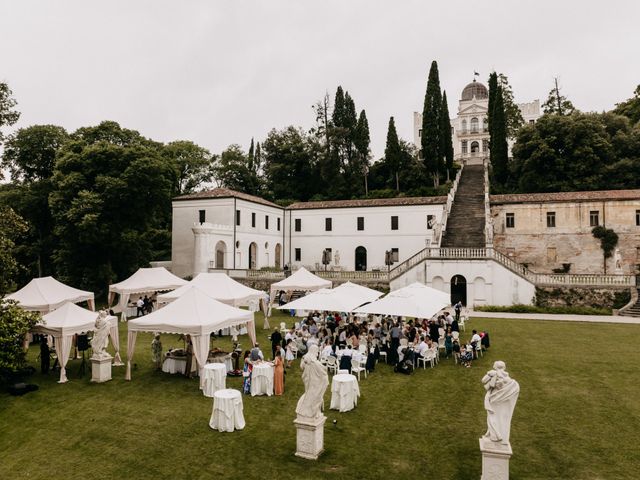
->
(535, 286, 631, 310)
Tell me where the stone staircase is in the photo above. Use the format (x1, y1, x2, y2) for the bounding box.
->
(620, 288, 640, 317)
(441, 164, 485, 247)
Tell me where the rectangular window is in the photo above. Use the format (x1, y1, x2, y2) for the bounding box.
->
(546, 212, 556, 228)
(547, 247, 557, 263)
(294, 248, 301, 262)
(357, 217, 364, 231)
(506, 213, 515, 228)
(418, 129, 422, 138)
(427, 215, 434, 229)
(529, 119, 535, 124)
(636, 210, 640, 226)
(265, 215, 269, 229)
(589, 211, 599, 227)
(325, 218, 332, 231)
(236, 210, 241, 226)
(277, 217, 281, 231)
(251, 212, 256, 228)
(198, 209, 206, 224)
(391, 216, 399, 230)
(295, 219, 301, 232)
(391, 248, 399, 263)
(461, 140, 468, 154)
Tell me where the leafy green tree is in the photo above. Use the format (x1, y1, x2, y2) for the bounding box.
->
(0, 206, 28, 295)
(592, 226, 619, 274)
(214, 144, 262, 196)
(0, 299, 40, 385)
(163, 140, 213, 195)
(1, 125, 69, 182)
(421, 61, 443, 183)
(440, 91, 454, 178)
(614, 85, 640, 125)
(490, 86, 509, 185)
(49, 121, 175, 293)
(0, 82, 20, 146)
(542, 77, 576, 115)
(498, 74, 525, 138)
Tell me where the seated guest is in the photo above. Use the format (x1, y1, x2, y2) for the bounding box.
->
(460, 343, 473, 367)
(445, 311, 454, 325)
(415, 336, 429, 362)
(321, 339, 335, 359)
(470, 330, 481, 357)
(339, 346, 353, 371)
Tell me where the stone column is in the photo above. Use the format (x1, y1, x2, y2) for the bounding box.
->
(192, 224, 216, 276)
(479, 438, 512, 480)
(294, 415, 326, 460)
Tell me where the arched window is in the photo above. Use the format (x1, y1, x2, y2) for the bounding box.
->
(470, 117, 479, 133)
(471, 141, 479, 153)
(461, 119, 467, 134)
(483, 117, 489, 132)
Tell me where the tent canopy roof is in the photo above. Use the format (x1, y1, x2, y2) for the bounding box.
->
(109, 267, 188, 295)
(128, 286, 254, 336)
(33, 302, 114, 336)
(157, 273, 264, 305)
(278, 281, 382, 313)
(353, 282, 450, 319)
(270, 267, 331, 294)
(5, 276, 94, 312)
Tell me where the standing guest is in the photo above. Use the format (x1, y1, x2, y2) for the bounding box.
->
(285, 339, 295, 368)
(445, 311, 454, 326)
(250, 343, 264, 362)
(40, 337, 50, 374)
(444, 327, 453, 358)
(429, 321, 440, 343)
(389, 321, 401, 364)
(136, 297, 145, 317)
(143, 295, 151, 314)
(184, 335, 194, 378)
(151, 334, 162, 370)
(454, 301, 463, 321)
(242, 351, 253, 394)
(270, 327, 283, 360)
(451, 317, 459, 333)
(273, 345, 285, 395)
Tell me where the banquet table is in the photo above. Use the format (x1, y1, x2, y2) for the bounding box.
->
(162, 356, 188, 374)
(209, 389, 245, 432)
(250, 362, 274, 397)
(330, 373, 360, 412)
(208, 353, 234, 373)
(202, 363, 227, 397)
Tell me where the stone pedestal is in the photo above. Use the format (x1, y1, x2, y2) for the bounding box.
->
(294, 415, 326, 460)
(480, 437, 512, 480)
(91, 355, 113, 383)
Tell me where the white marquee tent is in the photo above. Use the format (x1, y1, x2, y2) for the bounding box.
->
(6, 276, 95, 313)
(109, 267, 188, 320)
(353, 282, 451, 319)
(269, 267, 331, 302)
(277, 281, 383, 313)
(126, 286, 256, 386)
(157, 272, 265, 307)
(32, 302, 120, 383)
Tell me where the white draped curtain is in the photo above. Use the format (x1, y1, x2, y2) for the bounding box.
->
(125, 331, 137, 380)
(54, 334, 73, 383)
(109, 320, 123, 365)
(191, 334, 211, 389)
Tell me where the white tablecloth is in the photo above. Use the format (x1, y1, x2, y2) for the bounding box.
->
(209, 389, 245, 432)
(330, 373, 360, 412)
(202, 363, 227, 397)
(250, 362, 274, 397)
(208, 355, 234, 373)
(162, 357, 187, 374)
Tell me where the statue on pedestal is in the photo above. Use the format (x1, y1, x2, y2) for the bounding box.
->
(91, 310, 111, 360)
(614, 248, 622, 273)
(482, 361, 519, 445)
(296, 344, 329, 420)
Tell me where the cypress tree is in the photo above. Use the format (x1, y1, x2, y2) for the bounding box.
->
(247, 138, 255, 170)
(421, 61, 443, 183)
(487, 72, 498, 139)
(385, 116, 403, 192)
(440, 91, 454, 178)
(332, 86, 345, 127)
(355, 110, 371, 195)
(491, 86, 509, 185)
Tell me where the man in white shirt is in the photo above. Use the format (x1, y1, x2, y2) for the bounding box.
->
(445, 311, 454, 325)
(136, 297, 144, 317)
(415, 337, 429, 359)
(470, 330, 482, 357)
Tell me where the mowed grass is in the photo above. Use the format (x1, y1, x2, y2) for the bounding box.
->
(1, 311, 640, 480)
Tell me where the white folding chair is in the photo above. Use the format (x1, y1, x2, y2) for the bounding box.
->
(400, 338, 408, 348)
(280, 322, 286, 331)
(325, 355, 338, 374)
(452, 331, 460, 341)
(351, 357, 366, 380)
(458, 317, 466, 332)
(379, 350, 388, 363)
(418, 351, 435, 369)
(438, 337, 446, 353)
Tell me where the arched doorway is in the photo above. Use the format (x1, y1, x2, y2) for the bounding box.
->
(248, 242, 258, 270)
(471, 141, 480, 153)
(275, 243, 282, 269)
(355, 246, 367, 271)
(450, 274, 467, 306)
(214, 241, 227, 269)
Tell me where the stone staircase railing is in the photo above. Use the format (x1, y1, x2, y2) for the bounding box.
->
(389, 247, 636, 287)
(483, 159, 493, 247)
(434, 164, 464, 246)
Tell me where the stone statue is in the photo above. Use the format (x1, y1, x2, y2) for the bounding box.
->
(614, 248, 622, 272)
(295, 344, 329, 420)
(334, 250, 340, 266)
(91, 310, 111, 359)
(482, 361, 519, 445)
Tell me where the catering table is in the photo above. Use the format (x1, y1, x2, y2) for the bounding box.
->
(330, 373, 360, 412)
(250, 362, 274, 397)
(202, 363, 227, 397)
(162, 356, 188, 374)
(209, 389, 245, 432)
(208, 352, 233, 373)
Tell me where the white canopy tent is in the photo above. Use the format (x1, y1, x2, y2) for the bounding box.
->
(277, 281, 383, 313)
(6, 276, 95, 313)
(32, 302, 120, 383)
(108, 267, 188, 320)
(126, 286, 256, 387)
(353, 282, 451, 319)
(269, 267, 331, 303)
(157, 272, 265, 307)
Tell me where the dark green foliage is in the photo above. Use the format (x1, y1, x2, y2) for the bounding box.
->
(0, 299, 40, 384)
(614, 85, 640, 125)
(498, 74, 524, 139)
(440, 91, 454, 176)
(384, 117, 402, 191)
(542, 78, 576, 115)
(421, 61, 443, 178)
(0, 82, 20, 146)
(487, 72, 498, 137)
(214, 144, 262, 196)
(592, 226, 619, 273)
(163, 140, 214, 195)
(0, 206, 28, 295)
(475, 304, 611, 315)
(490, 86, 509, 184)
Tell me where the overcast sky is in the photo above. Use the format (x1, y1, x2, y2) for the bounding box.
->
(1, 1, 639, 159)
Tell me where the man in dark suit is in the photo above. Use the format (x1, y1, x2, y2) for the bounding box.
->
(270, 328, 283, 360)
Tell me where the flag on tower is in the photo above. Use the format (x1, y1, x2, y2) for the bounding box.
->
(474, 71, 480, 77)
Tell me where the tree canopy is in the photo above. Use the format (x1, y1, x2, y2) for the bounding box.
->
(0, 82, 20, 147)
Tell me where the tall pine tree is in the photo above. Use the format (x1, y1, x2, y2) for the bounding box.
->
(421, 61, 443, 184)
(487, 72, 498, 140)
(490, 86, 509, 185)
(385, 116, 403, 192)
(354, 110, 371, 195)
(440, 91, 454, 179)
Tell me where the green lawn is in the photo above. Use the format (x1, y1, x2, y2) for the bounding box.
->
(1, 312, 639, 480)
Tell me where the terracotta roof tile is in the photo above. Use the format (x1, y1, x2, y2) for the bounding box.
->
(490, 189, 640, 204)
(173, 188, 281, 208)
(286, 196, 447, 210)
